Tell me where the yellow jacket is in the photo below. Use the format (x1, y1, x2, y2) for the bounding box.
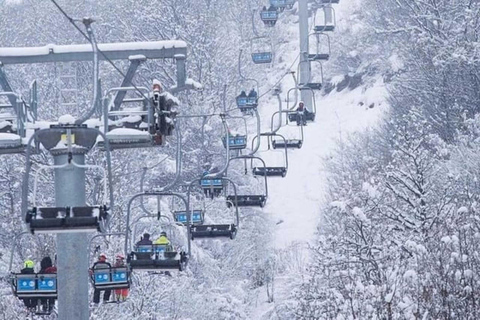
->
(153, 235, 170, 245)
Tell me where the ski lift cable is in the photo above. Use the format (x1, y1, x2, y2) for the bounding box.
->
(258, 53, 300, 99)
(49, 0, 151, 104)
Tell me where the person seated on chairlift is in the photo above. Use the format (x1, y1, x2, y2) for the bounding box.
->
(39, 256, 57, 312)
(113, 254, 129, 302)
(89, 254, 111, 305)
(152, 79, 176, 139)
(20, 259, 36, 311)
(153, 231, 173, 252)
(248, 88, 258, 99)
(296, 101, 308, 126)
(237, 90, 247, 104)
(267, 6, 277, 26)
(136, 233, 153, 246)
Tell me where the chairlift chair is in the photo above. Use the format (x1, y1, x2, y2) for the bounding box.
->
(251, 133, 289, 177)
(269, 0, 295, 10)
(269, 107, 304, 149)
(260, 6, 279, 27)
(285, 0, 295, 8)
(0, 91, 34, 154)
(22, 126, 113, 234)
(11, 273, 57, 315)
(222, 115, 248, 150)
(272, 123, 304, 149)
(98, 86, 179, 150)
(174, 209, 204, 225)
(129, 244, 188, 272)
(125, 192, 190, 272)
(188, 177, 241, 239)
(236, 90, 259, 114)
(9, 232, 57, 316)
(88, 233, 131, 293)
(222, 134, 247, 150)
(308, 32, 331, 61)
(200, 176, 225, 199)
(313, 5, 336, 32)
(251, 37, 273, 64)
(225, 156, 268, 207)
(298, 60, 324, 91)
(286, 86, 318, 123)
(92, 267, 130, 290)
(26, 206, 108, 234)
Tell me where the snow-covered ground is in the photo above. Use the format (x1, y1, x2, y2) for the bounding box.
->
(247, 75, 387, 318)
(244, 2, 388, 316)
(263, 79, 387, 249)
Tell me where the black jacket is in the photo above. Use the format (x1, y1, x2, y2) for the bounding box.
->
(20, 267, 34, 274)
(39, 257, 53, 273)
(136, 238, 153, 246)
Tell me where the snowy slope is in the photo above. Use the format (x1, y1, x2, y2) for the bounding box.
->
(243, 2, 389, 317)
(262, 80, 387, 248)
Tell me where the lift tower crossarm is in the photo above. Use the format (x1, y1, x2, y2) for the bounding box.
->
(0, 41, 187, 64)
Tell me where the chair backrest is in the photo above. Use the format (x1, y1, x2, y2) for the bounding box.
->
(112, 267, 128, 283)
(15, 273, 57, 293)
(16, 274, 36, 292)
(174, 210, 204, 225)
(38, 207, 67, 219)
(154, 244, 167, 253)
(37, 274, 57, 292)
(72, 206, 94, 217)
(93, 269, 111, 284)
(135, 244, 153, 253)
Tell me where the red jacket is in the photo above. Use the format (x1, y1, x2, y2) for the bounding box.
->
(45, 266, 57, 273)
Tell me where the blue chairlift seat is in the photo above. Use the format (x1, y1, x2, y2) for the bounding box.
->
(174, 210, 204, 225)
(92, 267, 130, 290)
(236, 94, 258, 113)
(319, 0, 339, 3)
(285, 0, 295, 8)
(261, 9, 278, 26)
(200, 178, 224, 189)
(272, 139, 302, 149)
(190, 224, 237, 240)
(226, 195, 266, 208)
(236, 96, 248, 108)
(26, 206, 108, 234)
(270, 0, 286, 10)
(129, 245, 187, 271)
(222, 135, 247, 150)
(252, 52, 273, 64)
(253, 166, 287, 177)
(12, 273, 58, 299)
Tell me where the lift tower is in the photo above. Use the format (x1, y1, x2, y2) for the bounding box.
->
(298, 0, 313, 110)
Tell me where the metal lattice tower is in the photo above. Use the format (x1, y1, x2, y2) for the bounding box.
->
(57, 62, 79, 111)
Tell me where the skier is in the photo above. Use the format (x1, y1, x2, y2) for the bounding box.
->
(153, 231, 171, 247)
(113, 254, 129, 302)
(89, 254, 111, 304)
(296, 101, 308, 126)
(39, 256, 56, 312)
(20, 260, 36, 310)
(136, 233, 153, 246)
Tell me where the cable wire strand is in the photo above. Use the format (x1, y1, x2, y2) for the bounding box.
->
(49, 0, 154, 104)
